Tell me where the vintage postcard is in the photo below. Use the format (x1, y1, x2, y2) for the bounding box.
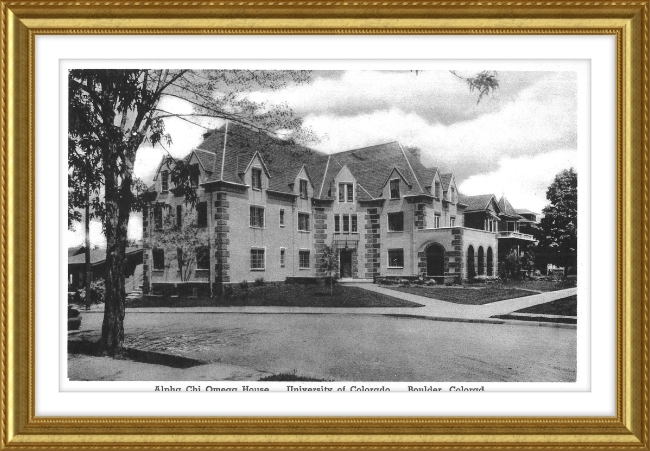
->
(65, 63, 585, 393)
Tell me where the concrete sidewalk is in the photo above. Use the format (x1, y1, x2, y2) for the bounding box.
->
(79, 285, 577, 327)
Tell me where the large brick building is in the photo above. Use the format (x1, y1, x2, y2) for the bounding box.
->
(141, 124, 537, 294)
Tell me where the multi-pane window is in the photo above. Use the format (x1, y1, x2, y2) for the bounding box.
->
(153, 206, 163, 231)
(335, 214, 358, 233)
(250, 206, 265, 228)
(450, 216, 456, 227)
(280, 248, 286, 268)
(250, 248, 265, 270)
(389, 179, 400, 199)
(434, 213, 441, 229)
(190, 164, 200, 187)
(299, 250, 310, 269)
(388, 212, 404, 232)
(338, 183, 354, 202)
(279, 209, 285, 227)
(196, 202, 207, 227)
(434, 181, 441, 198)
(176, 205, 182, 228)
(299, 179, 308, 199)
(152, 248, 165, 270)
(298, 213, 310, 232)
(388, 249, 404, 268)
(196, 246, 210, 270)
(161, 170, 169, 192)
(252, 167, 262, 190)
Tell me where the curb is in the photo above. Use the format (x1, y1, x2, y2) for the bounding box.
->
(80, 309, 577, 329)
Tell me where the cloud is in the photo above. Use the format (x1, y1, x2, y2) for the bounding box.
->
(458, 149, 577, 214)
(250, 70, 554, 126)
(302, 71, 577, 183)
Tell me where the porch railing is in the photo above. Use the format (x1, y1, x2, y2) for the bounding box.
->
(497, 231, 535, 240)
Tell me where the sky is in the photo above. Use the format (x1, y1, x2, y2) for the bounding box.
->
(68, 69, 578, 247)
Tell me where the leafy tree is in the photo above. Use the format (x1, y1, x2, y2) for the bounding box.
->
(320, 244, 339, 297)
(537, 168, 578, 278)
(68, 69, 312, 356)
(149, 205, 208, 283)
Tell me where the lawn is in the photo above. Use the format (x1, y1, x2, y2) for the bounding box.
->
(513, 295, 577, 316)
(496, 279, 577, 293)
(385, 286, 536, 305)
(128, 284, 424, 308)
(490, 295, 577, 324)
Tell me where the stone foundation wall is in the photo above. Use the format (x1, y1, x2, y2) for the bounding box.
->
(213, 191, 230, 293)
(364, 207, 381, 279)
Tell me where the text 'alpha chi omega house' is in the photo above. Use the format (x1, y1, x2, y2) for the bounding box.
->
(140, 123, 538, 295)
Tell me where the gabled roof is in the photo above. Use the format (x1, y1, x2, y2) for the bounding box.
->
(440, 173, 454, 190)
(199, 124, 328, 194)
(193, 149, 216, 173)
(68, 247, 143, 266)
(515, 208, 538, 216)
(458, 193, 500, 213)
(498, 196, 524, 219)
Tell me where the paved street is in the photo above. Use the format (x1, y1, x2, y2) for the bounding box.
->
(73, 312, 576, 382)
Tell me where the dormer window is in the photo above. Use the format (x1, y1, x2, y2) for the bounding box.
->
(389, 179, 400, 199)
(252, 167, 262, 190)
(434, 181, 441, 198)
(299, 179, 308, 199)
(190, 164, 200, 187)
(339, 183, 354, 202)
(161, 170, 169, 192)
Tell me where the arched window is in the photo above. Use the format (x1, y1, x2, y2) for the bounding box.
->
(487, 247, 494, 276)
(478, 246, 485, 276)
(467, 246, 475, 280)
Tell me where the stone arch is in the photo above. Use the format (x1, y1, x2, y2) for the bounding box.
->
(467, 245, 475, 280)
(487, 247, 494, 276)
(425, 242, 445, 279)
(478, 246, 485, 276)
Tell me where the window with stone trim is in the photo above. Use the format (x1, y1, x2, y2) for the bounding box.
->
(250, 248, 265, 270)
(252, 167, 262, 190)
(250, 206, 265, 228)
(196, 202, 207, 227)
(298, 213, 310, 232)
(351, 214, 358, 233)
(299, 250, 310, 269)
(434, 213, 441, 229)
(196, 246, 210, 270)
(161, 170, 169, 192)
(153, 206, 163, 231)
(334, 214, 340, 232)
(434, 181, 441, 198)
(280, 248, 286, 268)
(338, 183, 354, 202)
(388, 249, 404, 268)
(153, 248, 165, 270)
(389, 179, 400, 199)
(450, 216, 456, 227)
(279, 209, 285, 227)
(299, 179, 308, 199)
(342, 214, 350, 233)
(388, 212, 404, 232)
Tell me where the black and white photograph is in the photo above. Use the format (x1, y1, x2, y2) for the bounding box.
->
(66, 66, 580, 387)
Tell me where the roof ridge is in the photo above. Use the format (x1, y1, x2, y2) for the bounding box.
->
(398, 142, 424, 193)
(318, 155, 331, 199)
(334, 141, 400, 155)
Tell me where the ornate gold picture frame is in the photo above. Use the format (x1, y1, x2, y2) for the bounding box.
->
(1, 3, 648, 449)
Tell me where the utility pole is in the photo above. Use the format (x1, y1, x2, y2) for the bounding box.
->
(84, 179, 92, 311)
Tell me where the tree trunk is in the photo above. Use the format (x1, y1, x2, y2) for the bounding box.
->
(84, 180, 92, 311)
(99, 161, 132, 357)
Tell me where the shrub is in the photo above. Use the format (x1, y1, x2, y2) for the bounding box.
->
(240, 280, 249, 290)
(426, 279, 437, 286)
(254, 277, 265, 286)
(223, 285, 234, 296)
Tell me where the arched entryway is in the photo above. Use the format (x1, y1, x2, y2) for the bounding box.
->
(426, 243, 445, 278)
(467, 245, 475, 279)
(478, 246, 485, 275)
(487, 247, 494, 276)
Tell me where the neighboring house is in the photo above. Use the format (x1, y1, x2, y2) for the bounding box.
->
(68, 247, 144, 293)
(140, 124, 536, 293)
